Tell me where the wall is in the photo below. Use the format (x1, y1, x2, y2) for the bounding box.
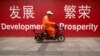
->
(0, 0, 100, 37)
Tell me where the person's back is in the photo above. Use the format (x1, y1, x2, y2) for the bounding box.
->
(43, 15, 51, 29)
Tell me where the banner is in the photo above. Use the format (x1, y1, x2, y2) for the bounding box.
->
(0, 0, 100, 37)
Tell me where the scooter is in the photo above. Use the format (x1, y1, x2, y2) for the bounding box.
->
(34, 24, 65, 43)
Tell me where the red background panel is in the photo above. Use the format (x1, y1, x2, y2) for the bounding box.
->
(0, 0, 100, 37)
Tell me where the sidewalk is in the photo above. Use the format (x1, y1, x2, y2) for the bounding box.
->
(0, 37, 100, 56)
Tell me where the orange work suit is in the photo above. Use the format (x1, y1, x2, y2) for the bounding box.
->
(43, 15, 55, 37)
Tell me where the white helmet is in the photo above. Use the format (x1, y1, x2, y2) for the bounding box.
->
(46, 11, 53, 14)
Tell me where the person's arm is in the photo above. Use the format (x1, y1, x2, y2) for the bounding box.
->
(45, 18, 55, 24)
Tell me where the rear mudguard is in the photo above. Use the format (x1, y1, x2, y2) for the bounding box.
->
(34, 33, 41, 39)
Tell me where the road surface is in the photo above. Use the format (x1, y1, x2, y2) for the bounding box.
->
(0, 37, 100, 56)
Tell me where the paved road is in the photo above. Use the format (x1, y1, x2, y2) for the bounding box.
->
(0, 37, 100, 56)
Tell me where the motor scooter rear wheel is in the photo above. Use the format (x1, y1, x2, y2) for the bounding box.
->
(35, 36, 44, 43)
